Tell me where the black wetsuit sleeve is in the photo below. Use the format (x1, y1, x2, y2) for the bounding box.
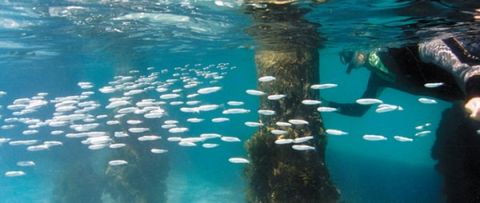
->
(325, 74, 385, 117)
(465, 75, 480, 100)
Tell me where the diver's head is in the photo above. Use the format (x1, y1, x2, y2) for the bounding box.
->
(340, 50, 367, 74)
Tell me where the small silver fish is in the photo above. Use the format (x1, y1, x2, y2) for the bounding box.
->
(393, 136, 413, 142)
(317, 107, 338, 112)
(325, 129, 348, 136)
(310, 83, 338, 90)
(292, 144, 315, 151)
(418, 98, 437, 104)
(424, 82, 444, 88)
(356, 98, 383, 105)
(362, 134, 387, 141)
(258, 76, 276, 82)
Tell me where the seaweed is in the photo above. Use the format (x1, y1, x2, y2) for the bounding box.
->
(244, 2, 339, 202)
(52, 158, 105, 203)
(102, 109, 169, 203)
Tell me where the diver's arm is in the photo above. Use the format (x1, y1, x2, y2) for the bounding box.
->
(463, 8, 480, 120)
(418, 39, 480, 93)
(419, 39, 480, 120)
(324, 75, 385, 117)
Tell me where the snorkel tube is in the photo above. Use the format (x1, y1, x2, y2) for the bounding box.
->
(339, 50, 355, 74)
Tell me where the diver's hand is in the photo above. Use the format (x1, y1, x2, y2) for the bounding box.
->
(465, 97, 480, 121)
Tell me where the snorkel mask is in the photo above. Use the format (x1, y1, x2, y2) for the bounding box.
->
(339, 50, 355, 74)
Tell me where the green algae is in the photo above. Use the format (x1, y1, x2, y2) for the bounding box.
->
(244, 2, 339, 202)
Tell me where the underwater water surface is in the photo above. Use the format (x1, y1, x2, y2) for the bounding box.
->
(0, 0, 479, 203)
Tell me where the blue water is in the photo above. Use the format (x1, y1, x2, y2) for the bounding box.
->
(0, 0, 479, 202)
(320, 48, 446, 202)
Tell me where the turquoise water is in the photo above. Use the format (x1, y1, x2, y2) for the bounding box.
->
(321, 48, 446, 202)
(0, 1, 479, 203)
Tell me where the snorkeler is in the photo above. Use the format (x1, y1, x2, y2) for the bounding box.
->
(326, 35, 480, 120)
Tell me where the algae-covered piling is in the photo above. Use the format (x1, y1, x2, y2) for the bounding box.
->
(103, 100, 169, 203)
(53, 67, 169, 203)
(104, 137, 168, 203)
(53, 158, 105, 203)
(244, 2, 339, 202)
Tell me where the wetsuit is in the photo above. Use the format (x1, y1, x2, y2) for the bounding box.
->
(419, 37, 480, 100)
(328, 36, 480, 116)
